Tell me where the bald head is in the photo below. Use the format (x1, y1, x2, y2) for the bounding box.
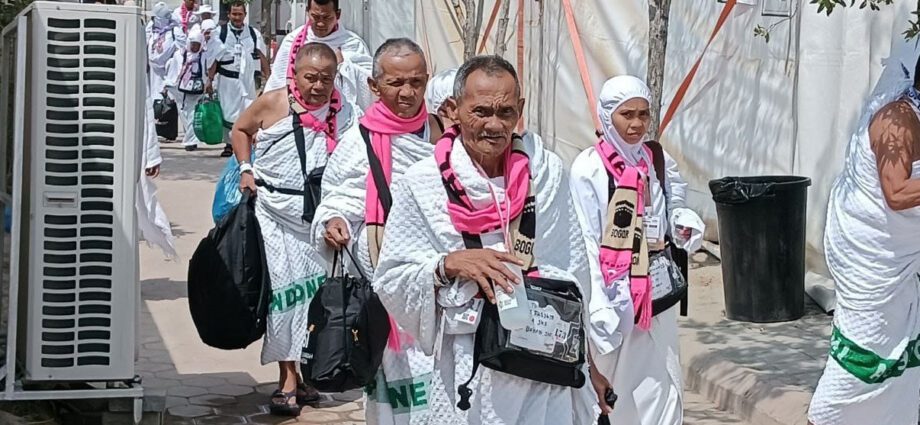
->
(294, 42, 338, 74)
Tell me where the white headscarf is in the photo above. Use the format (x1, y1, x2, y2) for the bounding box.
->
(597, 75, 653, 166)
(425, 68, 458, 115)
(151, 2, 175, 34)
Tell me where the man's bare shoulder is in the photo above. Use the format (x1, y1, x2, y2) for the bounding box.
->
(869, 99, 920, 148)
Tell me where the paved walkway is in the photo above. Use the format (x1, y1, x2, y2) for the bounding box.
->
(139, 144, 754, 425)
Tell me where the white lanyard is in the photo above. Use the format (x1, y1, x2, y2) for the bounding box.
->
(474, 163, 512, 251)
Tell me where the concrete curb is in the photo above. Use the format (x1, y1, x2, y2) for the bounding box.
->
(681, 352, 811, 425)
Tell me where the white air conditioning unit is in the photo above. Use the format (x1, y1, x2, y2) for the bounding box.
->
(9, 1, 144, 383)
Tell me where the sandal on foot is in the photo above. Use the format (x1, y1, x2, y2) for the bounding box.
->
(296, 383, 321, 404)
(269, 389, 302, 417)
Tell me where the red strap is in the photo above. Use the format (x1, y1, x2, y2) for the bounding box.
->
(561, 0, 600, 130)
(478, 0, 504, 54)
(658, 0, 737, 138)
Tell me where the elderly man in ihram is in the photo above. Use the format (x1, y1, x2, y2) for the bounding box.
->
(230, 43, 357, 418)
(311, 38, 434, 425)
(371, 55, 597, 425)
(808, 59, 920, 425)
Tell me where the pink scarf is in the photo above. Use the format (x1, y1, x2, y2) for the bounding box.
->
(434, 126, 530, 235)
(179, 2, 192, 33)
(595, 139, 654, 330)
(285, 24, 343, 154)
(358, 101, 427, 351)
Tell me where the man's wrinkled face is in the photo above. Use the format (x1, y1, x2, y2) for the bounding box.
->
(449, 69, 524, 162)
(184, 0, 196, 9)
(308, 2, 340, 38)
(294, 53, 337, 107)
(369, 52, 429, 119)
(229, 5, 246, 28)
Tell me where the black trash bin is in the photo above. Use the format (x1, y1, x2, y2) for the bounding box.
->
(709, 176, 811, 323)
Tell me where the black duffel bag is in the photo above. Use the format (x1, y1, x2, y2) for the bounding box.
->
(187, 192, 271, 350)
(456, 275, 587, 410)
(300, 248, 390, 392)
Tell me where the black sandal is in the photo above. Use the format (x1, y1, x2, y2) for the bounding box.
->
(296, 382, 321, 405)
(269, 389, 302, 417)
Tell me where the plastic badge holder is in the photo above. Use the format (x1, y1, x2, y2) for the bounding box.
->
(494, 262, 531, 330)
(507, 282, 583, 364)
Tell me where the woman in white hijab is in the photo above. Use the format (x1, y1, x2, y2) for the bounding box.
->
(165, 29, 208, 151)
(569, 75, 705, 425)
(424, 67, 458, 143)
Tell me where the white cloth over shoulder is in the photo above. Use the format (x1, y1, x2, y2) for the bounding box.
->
(135, 89, 177, 260)
(824, 74, 920, 311)
(372, 132, 597, 425)
(256, 100, 357, 364)
(265, 23, 373, 110)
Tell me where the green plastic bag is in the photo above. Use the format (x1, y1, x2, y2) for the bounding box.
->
(194, 97, 225, 145)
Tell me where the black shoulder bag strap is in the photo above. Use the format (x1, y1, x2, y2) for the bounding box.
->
(644, 141, 689, 317)
(219, 23, 228, 43)
(359, 124, 393, 220)
(292, 114, 310, 222)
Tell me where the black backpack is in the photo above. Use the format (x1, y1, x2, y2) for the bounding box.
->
(187, 192, 271, 350)
(300, 249, 391, 392)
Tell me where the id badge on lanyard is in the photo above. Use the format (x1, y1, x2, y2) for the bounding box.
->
(233, 42, 243, 59)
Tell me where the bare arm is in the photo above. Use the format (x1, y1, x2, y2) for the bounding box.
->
(259, 50, 270, 79)
(206, 61, 218, 94)
(870, 100, 920, 211)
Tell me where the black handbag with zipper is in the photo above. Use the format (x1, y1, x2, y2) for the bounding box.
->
(300, 248, 391, 392)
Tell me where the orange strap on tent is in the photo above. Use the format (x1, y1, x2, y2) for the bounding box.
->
(516, 0, 525, 131)
(560, 0, 600, 130)
(658, 0, 737, 137)
(478, 0, 503, 54)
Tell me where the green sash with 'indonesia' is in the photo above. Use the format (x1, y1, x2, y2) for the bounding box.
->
(830, 325, 920, 384)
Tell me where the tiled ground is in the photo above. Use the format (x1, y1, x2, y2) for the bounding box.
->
(138, 145, 365, 425)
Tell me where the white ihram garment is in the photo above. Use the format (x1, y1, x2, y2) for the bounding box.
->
(265, 23, 373, 110)
(214, 25, 265, 126)
(311, 124, 434, 425)
(136, 90, 177, 259)
(255, 102, 357, 364)
(809, 72, 920, 425)
(372, 132, 597, 425)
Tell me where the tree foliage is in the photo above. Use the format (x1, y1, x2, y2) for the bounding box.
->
(1, 0, 33, 30)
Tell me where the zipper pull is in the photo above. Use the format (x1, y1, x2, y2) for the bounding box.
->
(352, 329, 359, 344)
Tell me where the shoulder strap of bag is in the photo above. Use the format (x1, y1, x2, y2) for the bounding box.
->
(219, 23, 229, 43)
(455, 233, 484, 411)
(292, 114, 310, 222)
(644, 140, 689, 316)
(249, 26, 258, 55)
(360, 124, 393, 219)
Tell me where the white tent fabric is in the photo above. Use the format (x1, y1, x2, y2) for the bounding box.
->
(327, 0, 920, 294)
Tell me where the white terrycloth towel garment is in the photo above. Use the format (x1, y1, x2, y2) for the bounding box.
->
(809, 67, 920, 425)
(371, 132, 598, 425)
(255, 103, 356, 364)
(265, 23, 374, 110)
(311, 124, 435, 425)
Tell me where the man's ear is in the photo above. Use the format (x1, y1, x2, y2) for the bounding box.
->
(446, 97, 460, 123)
(368, 77, 381, 98)
(336, 9, 342, 20)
